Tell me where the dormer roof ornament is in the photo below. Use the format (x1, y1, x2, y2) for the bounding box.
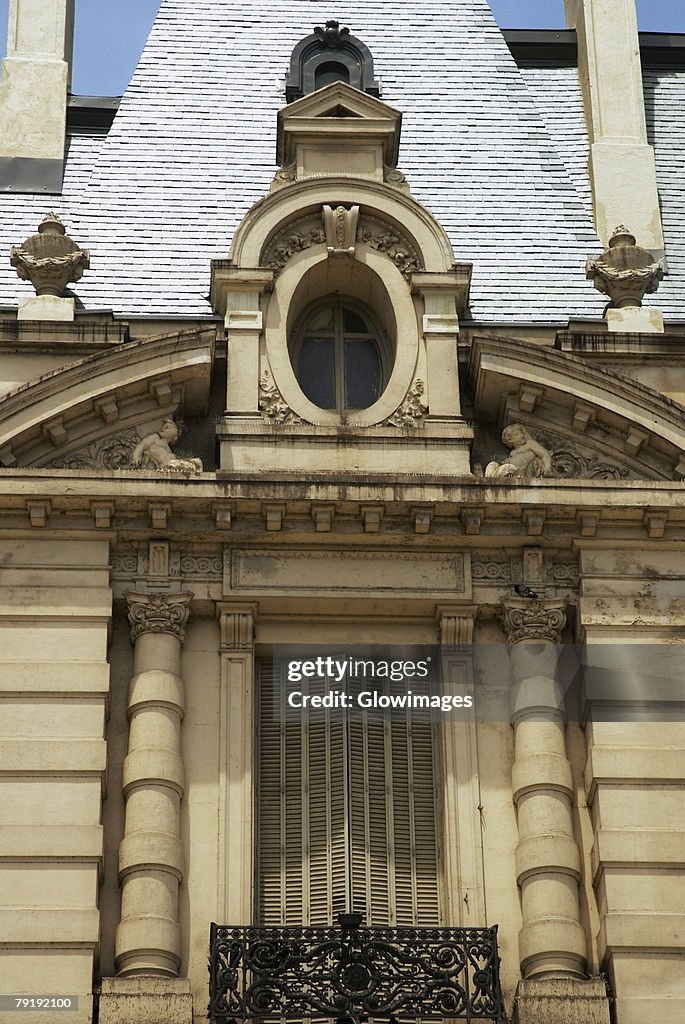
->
(586, 225, 664, 309)
(286, 22, 380, 102)
(10, 214, 90, 298)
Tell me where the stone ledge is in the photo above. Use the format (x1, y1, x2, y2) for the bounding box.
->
(513, 976, 611, 1024)
(585, 746, 685, 795)
(592, 828, 685, 875)
(0, 738, 107, 774)
(0, 824, 103, 859)
(99, 977, 192, 1024)
(601, 911, 685, 951)
(0, 908, 100, 944)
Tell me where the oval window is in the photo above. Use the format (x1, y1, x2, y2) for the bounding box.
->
(291, 298, 388, 412)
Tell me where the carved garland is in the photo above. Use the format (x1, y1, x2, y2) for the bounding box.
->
(261, 213, 423, 280)
(259, 371, 306, 425)
(384, 380, 427, 427)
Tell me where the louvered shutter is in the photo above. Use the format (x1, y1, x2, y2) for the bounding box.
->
(256, 661, 441, 926)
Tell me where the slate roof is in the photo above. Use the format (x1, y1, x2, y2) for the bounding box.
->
(0, 131, 106, 309)
(3, 1, 681, 324)
(522, 63, 685, 322)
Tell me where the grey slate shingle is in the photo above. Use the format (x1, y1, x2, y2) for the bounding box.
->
(0, 0, 619, 322)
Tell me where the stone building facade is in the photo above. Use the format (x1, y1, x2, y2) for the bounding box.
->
(0, 2, 683, 1024)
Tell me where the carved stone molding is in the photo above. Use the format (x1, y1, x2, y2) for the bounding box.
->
(502, 598, 566, 646)
(125, 592, 193, 645)
(261, 213, 422, 280)
(270, 162, 297, 191)
(218, 603, 256, 651)
(262, 217, 326, 273)
(259, 371, 305, 424)
(10, 214, 90, 297)
(586, 225, 664, 308)
(473, 560, 514, 583)
(357, 215, 422, 279)
(437, 606, 476, 646)
(180, 553, 223, 579)
(384, 379, 427, 427)
(383, 164, 410, 192)
(43, 419, 203, 475)
(111, 552, 138, 577)
(534, 429, 631, 480)
(44, 428, 140, 470)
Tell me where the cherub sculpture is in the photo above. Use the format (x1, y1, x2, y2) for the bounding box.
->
(131, 419, 203, 476)
(485, 424, 552, 479)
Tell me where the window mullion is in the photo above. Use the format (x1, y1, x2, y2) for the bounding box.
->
(335, 304, 346, 411)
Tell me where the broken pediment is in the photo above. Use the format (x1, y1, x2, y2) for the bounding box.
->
(470, 335, 685, 481)
(276, 82, 403, 181)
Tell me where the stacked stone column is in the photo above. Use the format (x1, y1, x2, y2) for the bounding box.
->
(115, 592, 192, 977)
(503, 598, 587, 980)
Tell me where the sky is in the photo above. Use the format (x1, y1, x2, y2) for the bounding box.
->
(0, 0, 683, 96)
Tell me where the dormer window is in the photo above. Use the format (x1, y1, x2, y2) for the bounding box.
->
(286, 21, 380, 102)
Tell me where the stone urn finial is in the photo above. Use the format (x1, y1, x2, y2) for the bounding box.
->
(10, 214, 90, 298)
(586, 225, 663, 308)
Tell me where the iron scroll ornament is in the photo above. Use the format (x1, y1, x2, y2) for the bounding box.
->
(208, 923, 505, 1023)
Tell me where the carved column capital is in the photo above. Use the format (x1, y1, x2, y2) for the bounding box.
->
(125, 592, 193, 645)
(502, 598, 566, 645)
(217, 602, 257, 651)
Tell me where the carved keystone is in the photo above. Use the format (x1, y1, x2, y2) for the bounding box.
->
(323, 205, 359, 256)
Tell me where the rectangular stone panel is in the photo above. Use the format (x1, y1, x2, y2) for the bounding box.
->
(226, 548, 469, 598)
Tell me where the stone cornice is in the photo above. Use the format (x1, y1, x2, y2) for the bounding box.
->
(125, 592, 193, 645)
(502, 598, 567, 645)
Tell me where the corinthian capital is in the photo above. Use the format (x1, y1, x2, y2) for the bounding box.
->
(502, 597, 566, 645)
(125, 592, 193, 644)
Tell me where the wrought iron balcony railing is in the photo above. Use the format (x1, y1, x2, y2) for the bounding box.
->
(209, 920, 505, 1024)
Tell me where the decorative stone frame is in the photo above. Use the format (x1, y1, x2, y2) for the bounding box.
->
(212, 177, 471, 429)
(265, 243, 417, 427)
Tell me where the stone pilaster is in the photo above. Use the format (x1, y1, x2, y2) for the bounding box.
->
(115, 592, 192, 978)
(437, 605, 485, 923)
(0, 0, 74, 192)
(412, 272, 471, 418)
(216, 602, 257, 923)
(503, 598, 587, 980)
(209, 268, 274, 416)
(566, 0, 664, 257)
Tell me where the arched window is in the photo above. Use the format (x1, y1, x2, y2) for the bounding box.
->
(291, 298, 388, 412)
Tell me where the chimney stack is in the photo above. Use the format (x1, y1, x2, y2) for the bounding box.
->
(0, 0, 75, 194)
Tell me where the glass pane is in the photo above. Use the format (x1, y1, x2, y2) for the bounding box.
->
(343, 307, 369, 334)
(345, 338, 382, 410)
(298, 337, 336, 409)
(315, 61, 350, 90)
(306, 308, 335, 332)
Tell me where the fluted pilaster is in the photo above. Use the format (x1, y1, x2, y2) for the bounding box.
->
(437, 605, 485, 924)
(217, 602, 257, 923)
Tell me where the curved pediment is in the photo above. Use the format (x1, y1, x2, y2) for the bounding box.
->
(0, 329, 214, 469)
(470, 335, 685, 481)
